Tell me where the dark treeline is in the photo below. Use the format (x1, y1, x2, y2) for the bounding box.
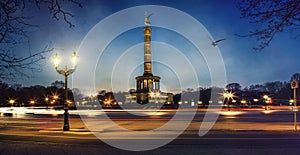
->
(101, 73, 300, 106)
(170, 82, 293, 106)
(98, 80, 296, 106)
(1, 73, 300, 107)
(0, 81, 74, 107)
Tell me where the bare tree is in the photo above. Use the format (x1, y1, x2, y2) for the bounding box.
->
(290, 73, 300, 82)
(0, 0, 81, 81)
(237, 0, 300, 51)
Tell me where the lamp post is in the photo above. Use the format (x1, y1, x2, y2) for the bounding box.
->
(291, 80, 298, 131)
(52, 52, 78, 131)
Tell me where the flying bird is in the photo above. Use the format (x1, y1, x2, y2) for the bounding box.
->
(212, 38, 226, 47)
(208, 36, 226, 47)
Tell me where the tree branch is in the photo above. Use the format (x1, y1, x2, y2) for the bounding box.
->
(0, 0, 81, 81)
(237, 0, 300, 51)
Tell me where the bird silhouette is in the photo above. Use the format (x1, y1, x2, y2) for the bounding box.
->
(212, 38, 226, 47)
(208, 36, 226, 47)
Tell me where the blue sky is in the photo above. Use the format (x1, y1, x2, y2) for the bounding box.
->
(13, 0, 300, 93)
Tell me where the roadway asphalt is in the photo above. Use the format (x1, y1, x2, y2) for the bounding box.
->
(0, 109, 300, 154)
(1, 131, 300, 155)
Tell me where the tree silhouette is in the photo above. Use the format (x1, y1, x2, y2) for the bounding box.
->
(237, 0, 300, 51)
(290, 73, 300, 82)
(0, 0, 82, 81)
(264, 81, 283, 95)
(226, 83, 242, 91)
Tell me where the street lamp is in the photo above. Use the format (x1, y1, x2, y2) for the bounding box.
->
(53, 94, 59, 100)
(8, 99, 15, 106)
(263, 95, 269, 100)
(223, 91, 234, 99)
(52, 52, 78, 131)
(223, 91, 235, 108)
(263, 95, 271, 110)
(29, 99, 35, 106)
(52, 94, 59, 106)
(240, 99, 247, 105)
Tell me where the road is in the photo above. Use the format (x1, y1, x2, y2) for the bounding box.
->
(1, 130, 300, 155)
(0, 108, 300, 154)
